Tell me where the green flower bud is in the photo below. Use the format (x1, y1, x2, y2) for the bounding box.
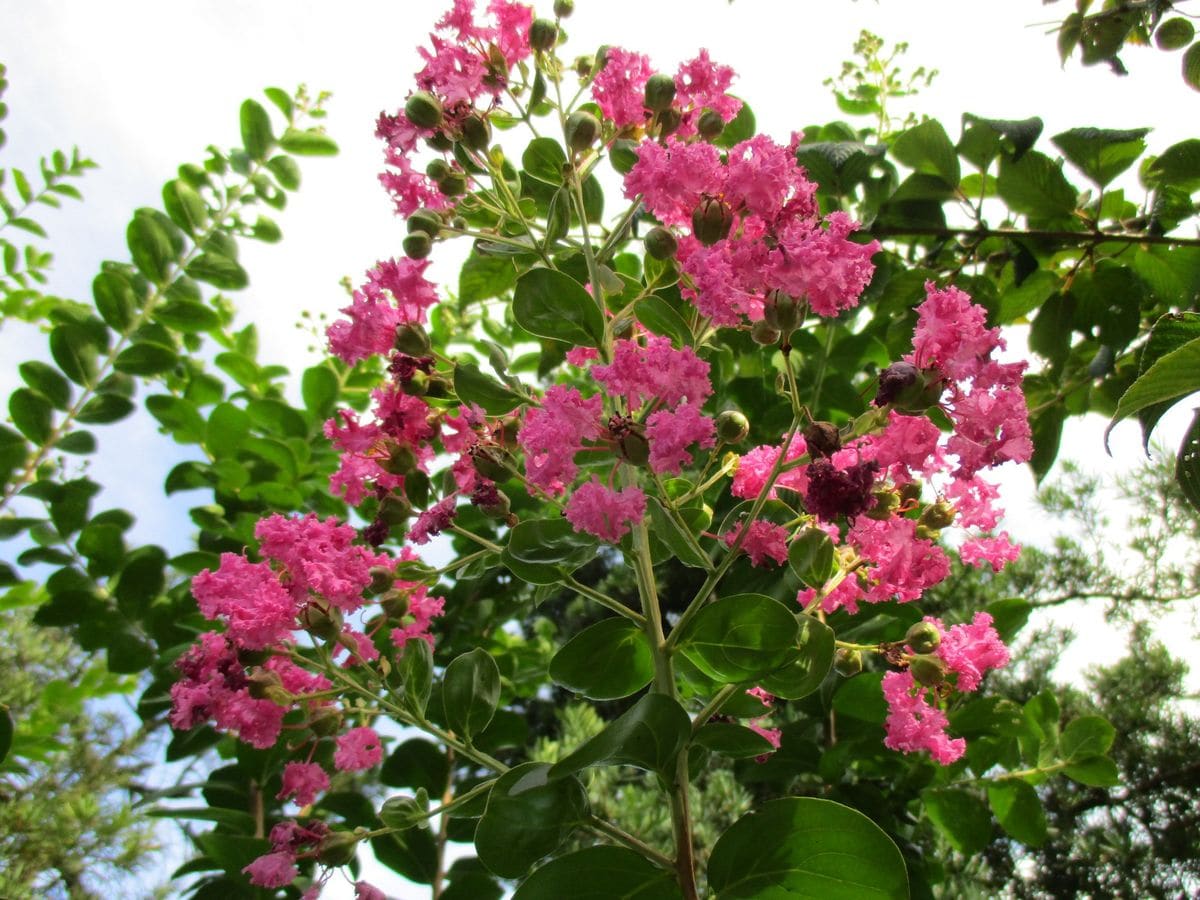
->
(866, 488, 900, 520)
(380, 795, 426, 831)
(380, 443, 417, 476)
(405, 91, 443, 130)
(403, 232, 432, 260)
(425, 131, 455, 152)
(460, 113, 492, 152)
(423, 375, 452, 398)
(644, 73, 677, 112)
(308, 706, 343, 737)
(378, 495, 413, 527)
(407, 208, 443, 237)
(565, 110, 601, 152)
(919, 500, 957, 532)
(716, 410, 750, 444)
(553, 0, 574, 18)
(381, 589, 410, 620)
(438, 170, 469, 196)
(656, 106, 682, 138)
(394, 323, 432, 356)
(834, 647, 863, 677)
(619, 430, 651, 466)
(480, 489, 512, 520)
(898, 480, 923, 505)
(908, 653, 947, 687)
(697, 109, 725, 141)
(529, 18, 558, 52)
(425, 158, 452, 182)
(367, 566, 395, 596)
(750, 319, 780, 346)
(763, 289, 802, 334)
(317, 831, 361, 867)
(471, 448, 510, 482)
(301, 603, 344, 642)
(644, 225, 678, 260)
(905, 621, 942, 654)
(246, 668, 287, 703)
(692, 196, 733, 246)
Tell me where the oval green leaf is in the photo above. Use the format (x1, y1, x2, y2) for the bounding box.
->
(549, 617, 654, 700)
(513, 267, 605, 348)
(475, 763, 588, 879)
(442, 648, 501, 742)
(513, 846, 682, 900)
(678, 593, 799, 684)
(548, 692, 689, 780)
(760, 615, 835, 700)
(454, 360, 527, 415)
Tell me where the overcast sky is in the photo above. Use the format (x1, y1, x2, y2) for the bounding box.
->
(3, 2, 1199, 896)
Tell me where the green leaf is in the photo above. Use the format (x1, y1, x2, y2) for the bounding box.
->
(19, 361, 70, 410)
(114, 545, 167, 616)
(92, 270, 138, 330)
(549, 693, 689, 780)
(923, 788, 992, 856)
(522, 137, 567, 185)
(891, 119, 960, 187)
(267, 155, 301, 190)
(127, 209, 182, 283)
(512, 267, 605, 348)
(205, 402, 250, 459)
(677, 593, 799, 684)
(1185, 42, 1200, 92)
(997, 151, 1078, 220)
(400, 637, 433, 718)
(1060, 715, 1115, 760)
(1156, 17, 1195, 50)
(694, 722, 775, 759)
(442, 648, 501, 742)
(512, 846, 682, 900)
(279, 127, 338, 156)
(712, 100, 755, 149)
(1063, 754, 1120, 787)
(958, 114, 1043, 168)
(48, 477, 100, 535)
(301, 365, 339, 419)
(106, 629, 154, 673)
(240, 99, 274, 160)
(9, 388, 52, 443)
(986, 780, 1046, 847)
(49, 323, 103, 387)
(635, 295, 691, 348)
(454, 360, 526, 415)
(1146, 138, 1200, 190)
(114, 341, 178, 376)
(187, 252, 248, 290)
(75, 393, 134, 425)
(459, 252, 517, 304)
(475, 763, 588, 879)
(997, 269, 1061, 323)
(760, 615, 835, 700)
(162, 179, 208, 234)
(788, 527, 836, 590)
(794, 141, 886, 196)
(832, 672, 887, 723)
(506, 517, 597, 571)
(1136, 313, 1200, 452)
(0, 708, 13, 765)
(77, 522, 124, 573)
(154, 296, 220, 332)
(645, 497, 709, 569)
(549, 617, 654, 701)
(57, 430, 96, 455)
(708, 798, 909, 899)
(1177, 407, 1200, 513)
(146, 395, 205, 442)
(1052, 127, 1149, 188)
(1106, 336, 1200, 450)
(372, 829, 438, 885)
(381, 738, 449, 795)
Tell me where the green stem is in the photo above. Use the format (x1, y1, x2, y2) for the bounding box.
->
(563, 575, 646, 626)
(585, 816, 676, 871)
(691, 684, 738, 736)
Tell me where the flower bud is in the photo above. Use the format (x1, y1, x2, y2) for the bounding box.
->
(866, 488, 900, 520)
(905, 621, 942, 654)
(908, 653, 947, 687)
(308, 706, 343, 737)
(716, 410, 750, 444)
(656, 107, 682, 138)
(471, 448, 510, 482)
(423, 375, 452, 398)
(459, 113, 492, 152)
(367, 566, 395, 597)
(478, 487, 512, 519)
(697, 109, 725, 141)
(380, 795, 426, 831)
(834, 647, 863, 677)
(763, 289, 802, 334)
(407, 208, 443, 237)
(644, 226, 678, 260)
(874, 361, 943, 411)
(529, 18, 558, 52)
(317, 831, 360, 867)
(692, 197, 733, 246)
(553, 0, 574, 17)
(378, 495, 413, 527)
(426, 158, 452, 182)
(403, 232, 432, 260)
(301, 603, 344, 642)
(750, 320, 780, 346)
(381, 589, 410, 620)
(246, 668, 288, 703)
(565, 110, 601, 152)
(898, 480, 923, 505)
(438, 170, 469, 196)
(644, 73, 677, 112)
(802, 420, 841, 459)
(380, 443, 417, 476)
(919, 500, 956, 532)
(394, 323, 432, 356)
(426, 131, 455, 152)
(619, 430, 651, 466)
(405, 91, 443, 130)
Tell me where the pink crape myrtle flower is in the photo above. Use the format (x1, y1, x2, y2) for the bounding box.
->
(278, 762, 330, 808)
(673, 49, 742, 135)
(334, 726, 385, 771)
(356, 883, 389, 900)
(881, 670, 965, 765)
(722, 519, 789, 567)
(391, 582, 446, 648)
(591, 47, 654, 128)
(517, 385, 603, 495)
(327, 258, 440, 364)
(731, 433, 809, 500)
(959, 533, 1021, 571)
(590, 336, 712, 411)
(243, 851, 299, 889)
(564, 477, 647, 543)
(645, 404, 716, 475)
(191, 554, 296, 650)
(930, 612, 1011, 692)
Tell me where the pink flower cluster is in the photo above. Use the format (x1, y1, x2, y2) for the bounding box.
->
(883, 613, 1010, 764)
(624, 133, 880, 325)
(327, 259, 441, 365)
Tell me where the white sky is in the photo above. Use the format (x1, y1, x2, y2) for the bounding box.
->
(2, 1, 1199, 897)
